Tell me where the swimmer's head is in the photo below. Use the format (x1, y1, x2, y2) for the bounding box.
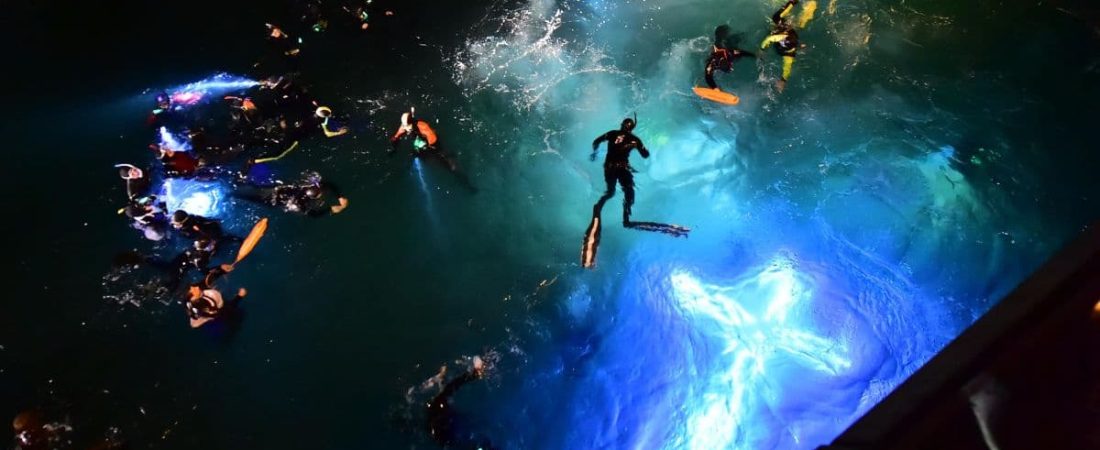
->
(621, 117, 636, 132)
(315, 106, 332, 119)
(401, 112, 414, 133)
(171, 210, 189, 227)
(304, 186, 322, 200)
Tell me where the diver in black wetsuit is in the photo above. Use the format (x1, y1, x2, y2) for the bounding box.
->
(582, 117, 689, 269)
(705, 25, 755, 90)
(185, 264, 246, 329)
(590, 116, 649, 226)
(171, 210, 226, 241)
(426, 359, 496, 450)
(237, 171, 349, 217)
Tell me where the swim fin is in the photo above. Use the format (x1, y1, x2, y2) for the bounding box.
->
(581, 216, 602, 269)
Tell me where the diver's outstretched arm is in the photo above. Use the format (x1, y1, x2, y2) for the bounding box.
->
(591, 132, 610, 160)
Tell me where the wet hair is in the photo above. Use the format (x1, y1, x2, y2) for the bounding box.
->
(714, 25, 731, 45)
(172, 210, 189, 224)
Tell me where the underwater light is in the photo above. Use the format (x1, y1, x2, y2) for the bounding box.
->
(171, 73, 259, 94)
(158, 127, 191, 151)
(161, 179, 225, 218)
(166, 73, 259, 109)
(670, 257, 852, 450)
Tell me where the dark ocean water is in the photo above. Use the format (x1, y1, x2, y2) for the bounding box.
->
(2, 0, 1098, 449)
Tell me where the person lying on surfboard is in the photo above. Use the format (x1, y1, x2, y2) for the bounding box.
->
(705, 25, 755, 91)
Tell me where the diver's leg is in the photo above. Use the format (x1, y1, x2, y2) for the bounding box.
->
(592, 169, 617, 217)
(620, 170, 635, 226)
(782, 55, 795, 81)
(705, 60, 719, 89)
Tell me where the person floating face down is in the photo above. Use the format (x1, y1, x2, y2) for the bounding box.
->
(270, 172, 350, 217)
(186, 264, 246, 329)
(426, 357, 496, 450)
(761, 0, 814, 92)
(390, 109, 439, 154)
(705, 25, 755, 90)
(591, 116, 650, 226)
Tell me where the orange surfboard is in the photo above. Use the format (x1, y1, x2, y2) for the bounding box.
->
(693, 87, 740, 105)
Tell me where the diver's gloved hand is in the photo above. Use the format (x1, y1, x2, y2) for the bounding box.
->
(589, 152, 598, 162)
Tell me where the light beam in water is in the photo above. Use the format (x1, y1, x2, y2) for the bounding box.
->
(161, 179, 226, 218)
(167, 73, 258, 108)
(158, 127, 191, 151)
(670, 256, 852, 450)
(412, 158, 440, 229)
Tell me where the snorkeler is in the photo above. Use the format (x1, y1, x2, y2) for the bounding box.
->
(185, 264, 246, 329)
(266, 23, 300, 56)
(426, 357, 496, 450)
(760, 0, 815, 92)
(705, 25, 755, 90)
(116, 164, 151, 200)
(390, 108, 439, 153)
(590, 116, 649, 226)
(342, 0, 374, 30)
(237, 171, 349, 217)
(224, 95, 259, 124)
(390, 109, 475, 191)
(149, 144, 200, 178)
(121, 195, 169, 241)
(315, 106, 349, 138)
(582, 116, 689, 268)
(170, 210, 226, 241)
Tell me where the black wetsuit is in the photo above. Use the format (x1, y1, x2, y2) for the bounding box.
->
(426, 371, 496, 450)
(175, 214, 225, 241)
(237, 179, 342, 218)
(592, 129, 650, 224)
(705, 26, 754, 89)
(769, 2, 801, 57)
(125, 174, 152, 201)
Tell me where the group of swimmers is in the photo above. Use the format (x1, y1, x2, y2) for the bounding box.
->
(117, 70, 367, 332)
(17, 2, 825, 449)
(706, 0, 816, 93)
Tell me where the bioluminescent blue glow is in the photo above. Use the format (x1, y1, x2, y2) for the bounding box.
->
(670, 259, 851, 450)
(412, 159, 439, 228)
(158, 126, 191, 151)
(168, 73, 258, 107)
(161, 179, 226, 218)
